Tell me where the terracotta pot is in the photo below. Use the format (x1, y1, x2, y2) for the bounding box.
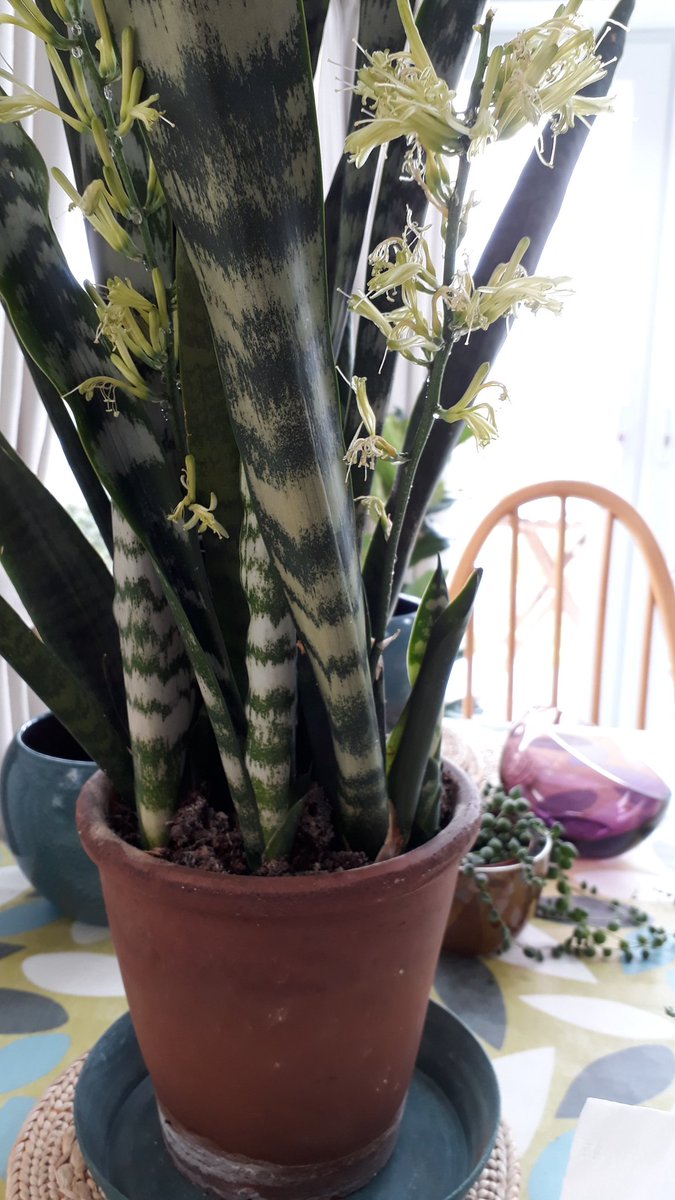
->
(442, 837, 551, 957)
(77, 765, 480, 1200)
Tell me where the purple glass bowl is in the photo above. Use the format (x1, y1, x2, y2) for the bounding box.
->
(500, 717, 671, 859)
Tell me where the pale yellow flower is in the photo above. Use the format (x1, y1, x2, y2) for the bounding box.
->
(474, 1, 612, 160)
(0, 70, 86, 131)
(0, 0, 67, 46)
(357, 495, 393, 540)
(52, 171, 141, 258)
(343, 377, 403, 479)
(118, 29, 165, 136)
(435, 363, 509, 448)
(445, 239, 571, 337)
(168, 455, 228, 539)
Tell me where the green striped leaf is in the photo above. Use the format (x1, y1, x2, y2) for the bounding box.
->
(415, 731, 443, 840)
(241, 476, 297, 856)
(407, 557, 450, 686)
(105, 0, 389, 856)
(0, 431, 127, 742)
(0, 116, 263, 861)
(112, 508, 195, 846)
(388, 569, 481, 842)
(0, 594, 132, 796)
(176, 237, 248, 701)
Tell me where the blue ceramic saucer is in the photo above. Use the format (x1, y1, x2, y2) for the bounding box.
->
(74, 1001, 499, 1200)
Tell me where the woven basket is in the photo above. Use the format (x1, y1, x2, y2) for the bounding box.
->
(7, 1056, 520, 1200)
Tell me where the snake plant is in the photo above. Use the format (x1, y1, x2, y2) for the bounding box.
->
(0, 0, 631, 867)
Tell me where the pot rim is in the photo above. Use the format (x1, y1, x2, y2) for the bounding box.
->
(463, 833, 552, 878)
(77, 762, 481, 900)
(16, 711, 93, 768)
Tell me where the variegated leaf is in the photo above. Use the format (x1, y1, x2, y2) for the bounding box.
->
(241, 474, 297, 855)
(112, 507, 194, 846)
(104, 0, 389, 855)
(0, 117, 263, 861)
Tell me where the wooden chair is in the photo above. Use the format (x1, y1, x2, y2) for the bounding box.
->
(449, 481, 675, 728)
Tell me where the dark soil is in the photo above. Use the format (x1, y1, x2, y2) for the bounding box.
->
(110, 763, 460, 877)
(110, 783, 370, 876)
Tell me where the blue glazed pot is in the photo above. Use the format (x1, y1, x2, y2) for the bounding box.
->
(0, 712, 106, 924)
(385, 594, 419, 731)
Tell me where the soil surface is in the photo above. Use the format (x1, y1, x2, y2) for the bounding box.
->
(111, 784, 370, 875)
(110, 763, 459, 877)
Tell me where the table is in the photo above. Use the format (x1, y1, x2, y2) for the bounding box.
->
(1, 723, 674, 1200)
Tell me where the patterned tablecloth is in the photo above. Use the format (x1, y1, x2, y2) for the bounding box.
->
(1, 723, 674, 1200)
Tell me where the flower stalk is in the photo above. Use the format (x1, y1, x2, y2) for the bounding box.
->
(367, 10, 495, 672)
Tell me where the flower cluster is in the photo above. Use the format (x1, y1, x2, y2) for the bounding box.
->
(348, 216, 444, 366)
(446, 239, 571, 337)
(345, 0, 611, 219)
(480, 1, 612, 159)
(0, 0, 163, 260)
(349, 216, 565, 445)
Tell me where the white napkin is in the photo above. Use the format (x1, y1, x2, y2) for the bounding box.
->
(561, 1098, 675, 1200)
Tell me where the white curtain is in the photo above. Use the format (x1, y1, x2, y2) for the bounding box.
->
(0, 12, 75, 754)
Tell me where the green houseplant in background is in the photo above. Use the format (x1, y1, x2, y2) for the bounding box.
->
(0, 0, 631, 1195)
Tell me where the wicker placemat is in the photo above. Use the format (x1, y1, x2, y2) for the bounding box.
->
(7, 1056, 521, 1200)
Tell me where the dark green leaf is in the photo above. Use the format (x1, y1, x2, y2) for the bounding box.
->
(385, 556, 447, 772)
(388, 569, 481, 841)
(407, 557, 449, 685)
(0, 432, 127, 741)
(408, 520, 452, 568)
(0, 116, 262, 858)
(263, 795, 306, 861)
(303, 0, 331, 73)
(0, 594, 132, 796)
(10, 329, 113, 556)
